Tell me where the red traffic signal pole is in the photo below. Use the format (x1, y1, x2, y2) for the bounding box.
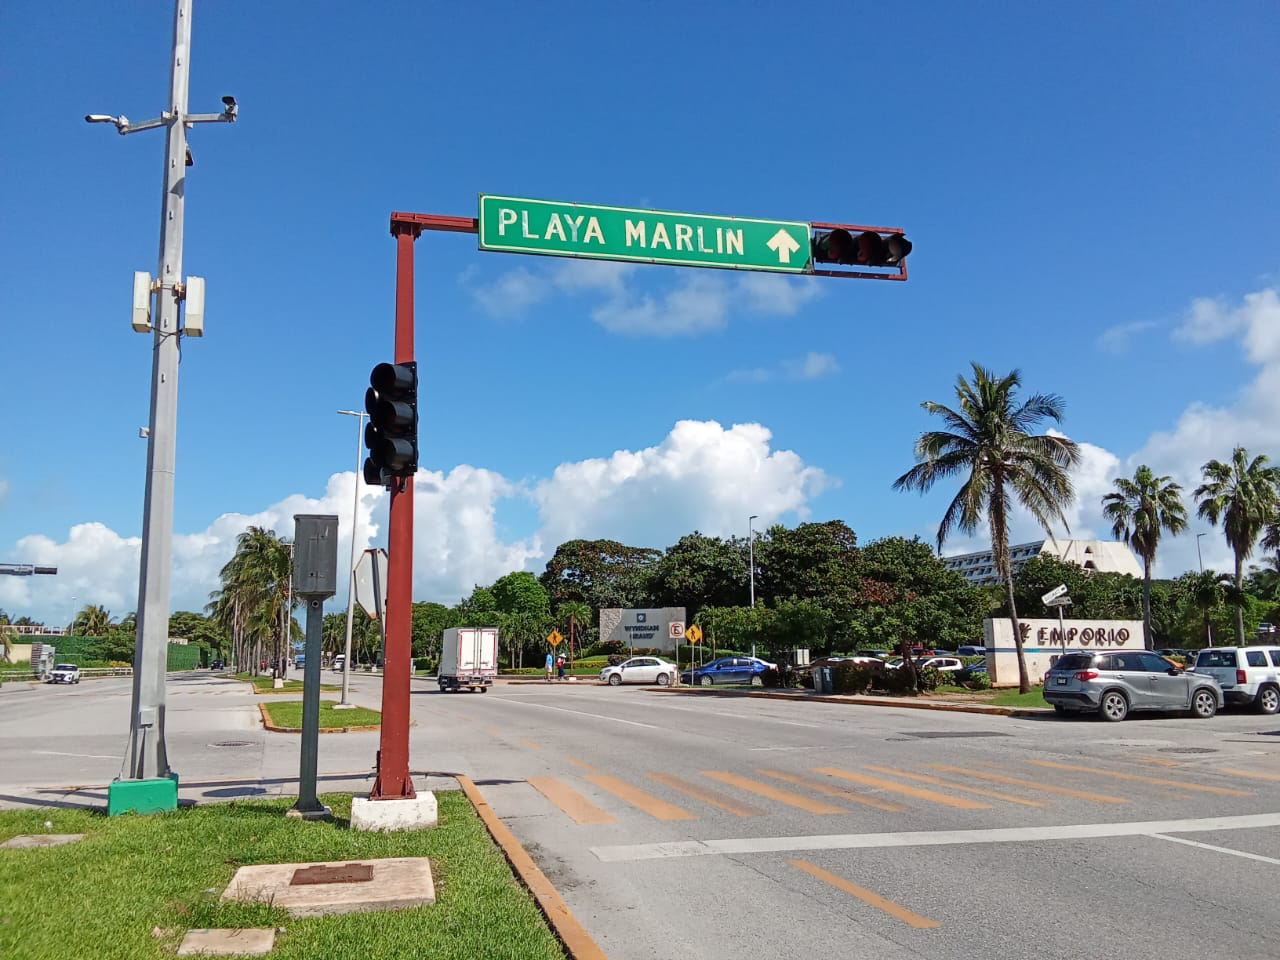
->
(371, 220, 422, 800)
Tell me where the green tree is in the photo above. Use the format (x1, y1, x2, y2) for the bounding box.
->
(411, 602, 454, 659)
(1194, 447, 1280, 644)
(491, 571, 550, 617)
(755, 521, 860, 612)
(1101, 465, 1188, 650)
(893, 364, 1080, 693)
(647, 532, 750, 620)
(539, 539, 661, 613)
(72, 604, 115, 636)
(206, 526, 296, 675)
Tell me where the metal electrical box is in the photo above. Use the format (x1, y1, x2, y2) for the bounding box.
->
(292, 514, 339, 597)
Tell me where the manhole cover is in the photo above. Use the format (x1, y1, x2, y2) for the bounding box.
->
(1158, 747, 1217, 754)
(211, 740, 254, 748)
(904, 731, 1010, 739)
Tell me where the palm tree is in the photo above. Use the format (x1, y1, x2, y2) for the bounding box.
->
(1101, 465, 1188, 650)
(1194, 447, 1280, 644)
(208, 527, 296, 676)
(72, 604, 115, 637)
(894, 363, 1080, 693)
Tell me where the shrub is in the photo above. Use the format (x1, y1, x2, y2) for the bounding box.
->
(965, 670, 992, 690)
(830, 660, 883, 695)
(916, 666, 942, 692)
(877, 666, 919, 695)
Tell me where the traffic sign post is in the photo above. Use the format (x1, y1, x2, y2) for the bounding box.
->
(1043, 593, 1073, 656)
(1041, 584, 1069, 605)
(547, 629, 563, 648)
(479, 195, 811, 275)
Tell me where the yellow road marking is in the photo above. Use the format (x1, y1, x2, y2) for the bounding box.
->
(863, 765, 1044, 807)
(1027, 760, 1253, 796)
(813, 767, 988, 809)
(790, 860, 939, 929)
(701, 771, 846, 814)
(645, 772, 762, 816)
(519, 738, 542, 750)
(527, 776, 616, 824)
(1216, 767, 1280, 782)
(925, 764, 1129, 803)
(484, 726, 503, 735)
(757, 769, 906, 812)
(567, 757, 596, 770)
(1133, 755, 1182, 767)
(584, 774, 696, 820)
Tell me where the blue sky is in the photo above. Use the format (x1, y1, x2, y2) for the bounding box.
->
(2, 2, 1279, 625)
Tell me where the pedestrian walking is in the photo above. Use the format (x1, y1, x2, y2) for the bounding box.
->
(557, 654, 566, 681)
(545, 651, 554, 682)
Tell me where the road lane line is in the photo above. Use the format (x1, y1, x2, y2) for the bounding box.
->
(814, 767, 988, 810)
(1133, 755, 1182, 767)
(863, 764, 1044, 807)
(925, 764, 1129, 803)
(645, 772, 762, 816)
(566, 757, 596, 771)
(484, 726, 503, 735)
(519, 739, 542, 750)
(589, 811, 1280, 862)
(1216, 767, 1280, 782)
(790, 859, 939, 928)
(1027, 759, 1253, 796)
(503, 701, 662, 730)
(527, 776, 616, 824)
(32, 750, 121, 760)
(758, 769, 906, 812)
(584, 774, 695, 820)
(701, 771, 846, 814)
(1150, 833, 1280, 865)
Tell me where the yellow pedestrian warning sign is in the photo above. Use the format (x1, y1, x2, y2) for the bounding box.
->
(685, 625, 703, 643)
(547, 629, 563, 647)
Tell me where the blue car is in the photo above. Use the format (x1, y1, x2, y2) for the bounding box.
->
(681, 656, 775, 687)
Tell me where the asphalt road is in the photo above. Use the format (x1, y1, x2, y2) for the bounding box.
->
(4, 672, 1280, 960)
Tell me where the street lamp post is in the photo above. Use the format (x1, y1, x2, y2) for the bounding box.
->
(86, 0, 237, 807)
(1196, 533, 1213, 647)
(336, 409, 368, 709)
(748, 515, 758, 608)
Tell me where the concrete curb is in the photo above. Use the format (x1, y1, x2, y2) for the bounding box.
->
(456, 774, 608, 960)
(646, 687, 1052, 718)
(257, 703, 382, 734)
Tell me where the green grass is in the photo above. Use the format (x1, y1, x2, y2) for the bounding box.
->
(934, 683, 1048, 707)
(260, 700, 382, 729)
(230, 672, 340, 694)
(0, 791, 563, 960)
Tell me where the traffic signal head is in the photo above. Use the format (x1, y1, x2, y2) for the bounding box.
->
(362, 361, 418, 486)
(812, 229, 911, 267)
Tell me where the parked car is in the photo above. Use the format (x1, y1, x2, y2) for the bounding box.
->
(853, 649, 892, 660)
(47, 663, 81, 685)
(600, 657, 678, 686)
(331, 654, 346, 672)
(1043, 650, 1224, 721)
(681, 656, 775, 687)
(917, 656, 964, 673)
(957, 645, 986, 658)
(1191, 646, 1280, 714)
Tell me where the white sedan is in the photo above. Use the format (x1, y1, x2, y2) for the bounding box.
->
(600, 657, 679, 687)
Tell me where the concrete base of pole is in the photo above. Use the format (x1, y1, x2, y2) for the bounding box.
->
(350, 793, 438, 832)
(107, 774, 179, 816)
(331, 703, 357, 711)
(286, 804, 332, 821)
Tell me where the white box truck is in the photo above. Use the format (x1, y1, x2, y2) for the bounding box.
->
(438, 627, 499, 693)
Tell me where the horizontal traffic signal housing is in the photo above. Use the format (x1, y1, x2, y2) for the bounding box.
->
(362, 361, 418, 486)
(812, 228, 911, 267)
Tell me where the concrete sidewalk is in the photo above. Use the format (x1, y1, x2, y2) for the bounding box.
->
(646, 684, 1053, 717)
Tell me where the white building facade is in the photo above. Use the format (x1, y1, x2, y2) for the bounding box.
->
(943, 539, 1142, 586)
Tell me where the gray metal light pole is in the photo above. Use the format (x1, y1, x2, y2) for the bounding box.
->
(1196, 532, 1206, 572)
(86, 0, 237, 806)
(748, 515, 758, 607)
(336, 409, 368, 708)
(1196, 533, 1214, 647)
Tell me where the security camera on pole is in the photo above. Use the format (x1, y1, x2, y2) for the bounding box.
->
(86, 0, 239, 817)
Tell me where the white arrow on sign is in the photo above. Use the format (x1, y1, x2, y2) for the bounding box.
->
(354, 548, 388, 620)
(1045, 595, 1073, 607)
(1041, 583, 1069, 605)
(766, 228, 801, 264)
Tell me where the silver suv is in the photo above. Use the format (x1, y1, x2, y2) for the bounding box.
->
(1043, 650, 1224, 722)
(1191, 646, 1280, 714)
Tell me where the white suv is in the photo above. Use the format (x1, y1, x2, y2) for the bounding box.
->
(1192, 646, 1280, 714)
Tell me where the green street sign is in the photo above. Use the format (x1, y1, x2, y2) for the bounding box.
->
(478, 195, 811, 274)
